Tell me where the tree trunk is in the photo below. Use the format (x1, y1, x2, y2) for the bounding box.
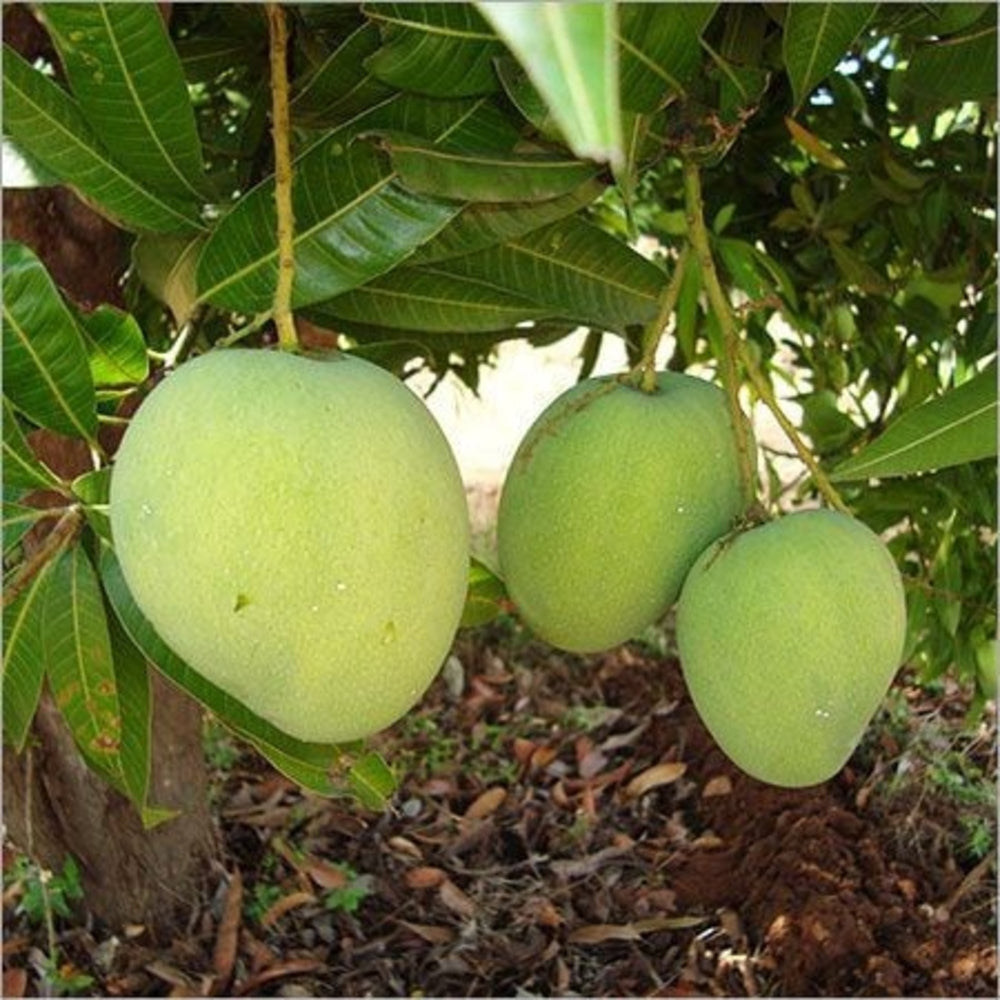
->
(3, 5, 218, 932)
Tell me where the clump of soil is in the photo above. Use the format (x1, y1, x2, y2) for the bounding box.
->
(3, 621, 996, 997)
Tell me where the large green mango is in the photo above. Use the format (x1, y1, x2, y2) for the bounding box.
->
(110, 349, 469, 743)
(497, 372, 746, 652)
(677, 509, 906, 787)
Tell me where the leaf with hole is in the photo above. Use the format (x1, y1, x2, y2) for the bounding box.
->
(41, 2, 207, 201)
(2, 45, 203, 233)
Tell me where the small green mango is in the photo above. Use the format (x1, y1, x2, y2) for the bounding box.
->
(497, 372, 747, 653)
(110, 350, 469, 744)
(677, 509, 906, 787)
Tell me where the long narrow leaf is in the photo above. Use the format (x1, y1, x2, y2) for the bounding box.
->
(439, 217, 664, 332)
(478, 1, 623, 168)
(196, 96, 497, 313)
(73, 305, 149, 388)
(41, 3, 207, 201)
(2, 243, 98, 443)
(3, 558, 56, 751)
(2, 397, 63, 492)
(44, 546, 126, 791)
(832, 365, 998, 480)
(2, 45, 203, 233)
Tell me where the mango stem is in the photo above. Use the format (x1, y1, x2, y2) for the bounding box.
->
(632, 246, 689, 394)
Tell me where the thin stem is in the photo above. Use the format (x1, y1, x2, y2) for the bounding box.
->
(681, 159, 756, 507)
(631, 246, 689, 393)
(2, 507, 82, 609)
(266, 3, 298, 352)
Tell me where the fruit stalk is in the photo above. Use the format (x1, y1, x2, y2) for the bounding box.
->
(681, 159, 848, 515)
(266, 3, 298, 352)
(635, 246, 689, 394)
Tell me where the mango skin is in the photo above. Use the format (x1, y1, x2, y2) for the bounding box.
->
(676, 509, 906, 787)
(110, 350, 469, 744)
(497, 372, 747, 653)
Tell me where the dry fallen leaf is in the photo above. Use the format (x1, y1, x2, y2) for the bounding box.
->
(211, 869, 243, 988)
(464, 786, 507, 821)
(438, 878, 476, 919)
(234, 958, 324, 996)
(569, 914, 708, 944)
(625, 761, 687, 798)
(702, 774, 733, 798)
(405, 866, 447, 889)
(398, 921, 456, 945)
(2, 968, 27, 998)
(261, 890, 317, 929)
(305, 860, 349, 890)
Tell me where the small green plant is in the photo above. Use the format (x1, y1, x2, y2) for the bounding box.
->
(203, 715, 241, 770)
(244, 882, 284, 925)
(322, 864, 373, 914)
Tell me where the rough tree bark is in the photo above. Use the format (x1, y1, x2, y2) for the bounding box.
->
(2, 2, 218, 939)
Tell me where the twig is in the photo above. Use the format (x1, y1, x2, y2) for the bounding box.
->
(681, 159, 756, 507)
(266, 3, 298, 352)
(2, 507, 82, 609)
(630, 247, 689, 393)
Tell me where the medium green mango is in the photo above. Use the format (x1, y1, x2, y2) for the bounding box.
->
(677, 509, 906, 787)
(497, 372, 747, 652)
(110, 350, 469, 743)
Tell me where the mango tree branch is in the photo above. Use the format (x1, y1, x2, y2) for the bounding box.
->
(681, 159, 849, 515)
(631, 246, 689, 394)
(681, 159, 756, 507)
(2, 507, 82, 609)
(266, 3, 298, 352)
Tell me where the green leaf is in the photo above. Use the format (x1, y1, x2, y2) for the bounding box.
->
(347, 749, 397, 810)
(409, 179, 604, 265)
(74, 305, 148, 388)
(438, 217, 664, 333)
(378, 133, 598, 202)
(832, 365, 998, 481)
(902, 25, 998, 104)
(460, 558, 508, 628)
(44, 546, 126, 790)
(41, 3, 207, 201)
(2, 45, 203, 234)
(618, 2, 717, 112)
(478, 1, 623, 168)
(783, 3, 877, 111)
(309, 265, 549, 333)
(2, 242, 98, 443)
(2, 397, 63, 492)
(364, 2, 503, 97)
(3, 557, 56, 751)
(99, 543, 352, 797)
(132, 233, 204, 327)
(196, 94, 498, 313)
(291, 21, 394, 126)
(828, 239, 890, 295)
(71, 467, 112, 542)
(3, 497, 52, 557)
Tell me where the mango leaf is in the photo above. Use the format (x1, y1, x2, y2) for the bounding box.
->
(2, 397, 64, 492)
(73, 306, 148, 388)
(2, 557, 56, 751)
(409, 179, 604, 265)
(2, 46, 203, 234)
(479, 1, 623, 169)
(291, 21, 394, 125)
(309, 266, 549, 333)
(106, 608, 175, 828)
(41, 3, 207, 201)
(132, 232, 204, 328)
(347, 749, 397, 810)
(494, 56, 562, 140)
(832, 365, 998, 481)
(828, 239, 890, 294)
(2, 242, 98, 444)
(901, 25, 999, 104)
(195, 95, 498, 313)
(72, 467, 112, 542)
(783, 3, 877, 111)
(177, 32, 263, 84)
(378, 133, 598, 202)
(3, 496, 52, 557)
(618, 2, 717, 112)
(438, 216, 664, 333)
(44, 545, 126, 790)
(99, 544, 355, 798)
(460, 558, 508, 628)
(364, 2, 503, 97)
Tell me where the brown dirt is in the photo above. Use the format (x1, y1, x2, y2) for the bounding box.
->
(3, 622, 996, 997)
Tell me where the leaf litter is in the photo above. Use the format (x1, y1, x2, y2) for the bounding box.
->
(2, 620, 996, 996)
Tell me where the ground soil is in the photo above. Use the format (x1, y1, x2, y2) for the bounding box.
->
(3, 622, 996, 998)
